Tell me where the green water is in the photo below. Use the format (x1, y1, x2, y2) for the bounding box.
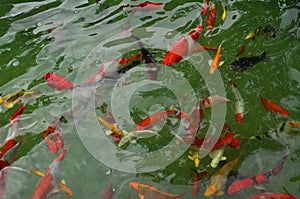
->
(0, 0, 299, 198)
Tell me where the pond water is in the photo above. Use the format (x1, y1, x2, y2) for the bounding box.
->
(0, 0, 299, 198)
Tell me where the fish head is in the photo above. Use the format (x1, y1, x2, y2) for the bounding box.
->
(204, 183, 218, 197)
(43, 72, 53, 80)
(129, 182, 142, 192)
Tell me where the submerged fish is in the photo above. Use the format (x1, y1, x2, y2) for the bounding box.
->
(230, 51, 266, 72)
(228, 152, 289, 195)
(248, 192, 298, 199)
(129, 181, 186, 199)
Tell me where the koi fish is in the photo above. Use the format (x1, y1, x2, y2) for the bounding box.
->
(261, 97, 289, 117)
(188, 150, 200, 168)
(204, 155, 240, 196)
(229, 81, 244, 124)
(251, 121, 300, 147)
(43, 72, 74, 90)
(129, 181, 186, 199)
(235, 45, 245, 57)
(32, 147, 69, 199)
(227, 152, 289, 195)
(135, 110, 178, 131)
(97, 115, 125, 137)
(244, 28, 260, 40)
(230, 51, 267, 72)
(201, 0, 212, 16)
(162, 24, 204, 66)
(209, 148, 226, 168)
(117, 52, 143, 68)
(221, 3, 226, 21)
(209, 42, 223, 74)
(0, 90, 38, 109)
(184, 101, 202, 137)
(122, 1, 163, 12)
(202, 95, 229, 109)
(118, 130, 160, 147)
(131, 34, 160, 80)
(102, 182, 114, 199)
(247, 192, 298, 199)
(30, 168, 73, 197)
(9, 105, 26, 122)
(206, 6, 216, 32)
(192, 45, 217, 53)
(191, 172, 199, 197)
(43, 116, 64, 154)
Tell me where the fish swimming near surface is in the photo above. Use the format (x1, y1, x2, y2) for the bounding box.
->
(209, 42, 223, 75)
(261, 97, 289, 117)
(102, 182, 114, 199)
(229, 81, 245, 124)
(118, 130, 160, 147)
(43, 72, 74, 90)
(247, 192, 298, 199)
(227, 152, 289, 195)
(32, 147, 69, 199)
(129, 181, 186, 199)
(204, 155, 240, 196)
(205, 5, 216, 33)
(230, 51, 266, 72)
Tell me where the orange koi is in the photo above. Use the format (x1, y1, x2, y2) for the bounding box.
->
(235, 45, 245, 57)
(129, 181, 186, 199)
(228, 152, 289, 195)
(204, 155, 240, 196)
(135, 110, 189, 131)
(248, 192, 298, 199)
(30, 168, 73, 196)
(32, 147, 69, 199)
(209, 42, 223, 74)
(191, 172, 199, 197)
(206, 6, 216, 32)
(162, 24, 204, 66)
(192, 45, 217, 53)
(261, 97, 289, 117)
(43, 72, 74, 90)
(229, 81, 244, 124)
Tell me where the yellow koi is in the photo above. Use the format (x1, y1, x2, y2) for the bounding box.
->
(221, 3, 226, 21)
(0, 90, 39, 108)
(188, 150, 200, 168)
(97, 115, 125, 137)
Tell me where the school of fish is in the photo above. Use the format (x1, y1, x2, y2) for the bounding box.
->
(0, 1, 298, 199)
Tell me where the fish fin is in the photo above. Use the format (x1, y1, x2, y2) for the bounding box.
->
(61, 179, 66, 185)
(221, 156, 227, 161)
(106, 130, 113, 135)
(208, 59, 212, 66)
(254, 185, 266, 192)
(219, 61, 225, 66)
(138, 193, 144, 199)
(216, 191, 224, 196)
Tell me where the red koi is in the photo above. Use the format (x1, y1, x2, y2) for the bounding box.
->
(130, 1, 163, 12)
(43, 72, 74, 90)
(32, 147, 68, 199)
(201, 0, 212, 16)
(102, 182, 114, 199)
(84, 64, 106, 83)
(43, 117, 64, 154)
(248, 192, 298, 199)
(135, 109, 179, 131)
(261, 97, 289, 117)
(228, 152, 289, 195)
(9, 105, 26, 122)
(206, 6, 216, 32)
(162, 25, 204, 66)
